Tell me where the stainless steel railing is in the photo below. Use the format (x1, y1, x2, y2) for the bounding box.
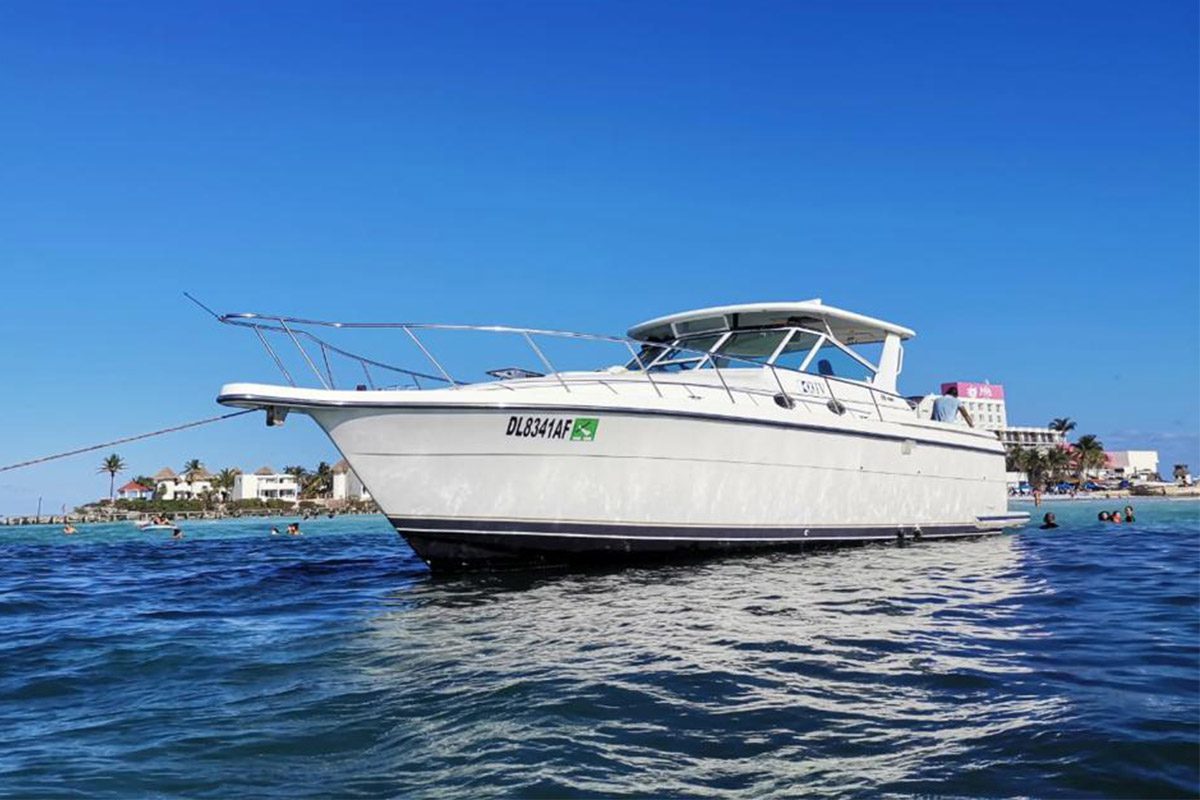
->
(205, 303, 895, 420)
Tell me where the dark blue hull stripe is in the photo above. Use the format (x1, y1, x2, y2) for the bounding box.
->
(388, 516, 1015, 543)
(388, 518, 1017, 568)
(381, 515, 1012, 566)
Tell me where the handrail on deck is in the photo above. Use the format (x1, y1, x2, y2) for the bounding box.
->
(215, 310, 891, 419)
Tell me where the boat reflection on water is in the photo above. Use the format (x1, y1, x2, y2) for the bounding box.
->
(347, 536, 1068, 796)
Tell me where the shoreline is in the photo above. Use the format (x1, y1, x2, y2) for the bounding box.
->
(1011, 489, 1199, 503)
(0, 508, 382, 527)
(1011, 496, 1199, 507)
(6, 492, 1197, 526)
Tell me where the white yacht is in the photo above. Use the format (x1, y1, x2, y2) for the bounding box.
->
(215, 300, 1027, 569)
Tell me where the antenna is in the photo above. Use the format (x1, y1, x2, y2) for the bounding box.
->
(183, 292, 221, 320)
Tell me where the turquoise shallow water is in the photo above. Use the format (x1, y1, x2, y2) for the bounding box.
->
(0, 499, 1197, 798)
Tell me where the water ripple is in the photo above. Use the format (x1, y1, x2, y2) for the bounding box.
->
(0, 500, 1196, 798)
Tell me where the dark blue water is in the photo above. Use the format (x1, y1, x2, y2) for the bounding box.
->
(1, 500, 1196, 798)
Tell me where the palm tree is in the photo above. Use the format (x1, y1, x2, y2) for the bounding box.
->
(283, 465, 311, 502)
(315, 461, 333, 497)
(97, 453, 126, 504)
(178, 458, 207, 499)
(284, 465, 311, 485)
(301, 461, 334, 498)
(192, 489, 209, 509)
(211, 468, 240, 504)
(1072, 434, 1106, 481)
(1044, 446, 1071, 485)
(1018, 448, 1049, 490)
(1005, 445, 1025, 473)
(1049, 418, 1076, 436)
(131, 475, 156, 491)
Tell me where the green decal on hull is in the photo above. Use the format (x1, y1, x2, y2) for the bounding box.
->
(570, 418, 599, 441)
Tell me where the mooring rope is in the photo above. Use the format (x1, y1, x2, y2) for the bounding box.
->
(0, 409, 256, 473)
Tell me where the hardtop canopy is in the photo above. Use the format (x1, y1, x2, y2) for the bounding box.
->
(627, 299, 915, 345)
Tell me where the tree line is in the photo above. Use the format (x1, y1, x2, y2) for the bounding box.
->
(1005, 418, 1109, 488)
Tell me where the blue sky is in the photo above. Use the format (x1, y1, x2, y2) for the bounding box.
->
(0, 0, 1196, 514)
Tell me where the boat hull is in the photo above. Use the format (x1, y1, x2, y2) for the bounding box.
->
(291, 400, 1023, 569)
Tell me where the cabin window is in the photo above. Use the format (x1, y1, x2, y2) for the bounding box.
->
(711, 330, 786, 368)
(674, 316, 726, 336)
(768, 330, 822, 371)
(804, 340, 876, 382)
(733, 311, 793, 329)
(849, 341, 885, 371)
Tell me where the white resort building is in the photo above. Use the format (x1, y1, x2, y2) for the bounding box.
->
(140, 461, 371, 507)
(1103, 451, 1160, 481)
(331, 459, 371, 503)
(233, 467, 300, 503)
(1000, 426, 1067, 452)
(116, 481, 154, 501)
(153, 467, 214, 501)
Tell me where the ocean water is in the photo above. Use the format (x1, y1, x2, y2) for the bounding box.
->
(0, 499, 1196, 798)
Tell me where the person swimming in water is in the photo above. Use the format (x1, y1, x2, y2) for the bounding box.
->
(1123, 505, 1135, 523)
(1039, 513, 1058, 529)
(1110, 511, 1123, 523)
(62, 523, 77, 535)
(270, 526, 280, 536)
(172, 527, 184, 539)
(1098, 511, 1111, 522)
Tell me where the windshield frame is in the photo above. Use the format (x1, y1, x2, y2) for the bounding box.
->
(626, 325, 881, 383)
(624, 333, 727, 372)
(765, 327, 824, 371)
(801, 334, 879, 380)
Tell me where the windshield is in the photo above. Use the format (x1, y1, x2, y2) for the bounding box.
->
(626, 327, 879, 381)
(769, 330, 822, 371)
(626, 334, 722, 372)
(625, 342, 668, 370)
(711, 330, 786, 368)
(805, 339, 876, 382)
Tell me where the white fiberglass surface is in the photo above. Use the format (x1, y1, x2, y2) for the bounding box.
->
(312, 406, 1009, 528)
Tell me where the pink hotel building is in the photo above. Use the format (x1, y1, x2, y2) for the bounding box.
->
(938, 381, 1066, 452)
